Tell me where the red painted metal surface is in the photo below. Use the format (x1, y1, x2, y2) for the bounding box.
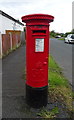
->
(22, 14, 54, 88)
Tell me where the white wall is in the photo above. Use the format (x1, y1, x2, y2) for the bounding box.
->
(0, 14, 24, 34)
(72, 2, 74, 29)
(0, 14, 2, 34)
(0, 33, 2, 57)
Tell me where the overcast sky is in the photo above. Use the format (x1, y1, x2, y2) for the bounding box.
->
(0, 0, 73, 33)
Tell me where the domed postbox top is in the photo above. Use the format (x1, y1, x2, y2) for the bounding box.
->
(21, 14, 54, 25)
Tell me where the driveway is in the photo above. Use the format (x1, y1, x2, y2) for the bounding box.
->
(50, 38, 73, 86)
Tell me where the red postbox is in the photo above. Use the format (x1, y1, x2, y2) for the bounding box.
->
(22, 14, 54, 108)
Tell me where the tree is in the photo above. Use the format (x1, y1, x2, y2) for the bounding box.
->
(71, 29, 74, 34)
(50, 30, 56, 37)
(65, 29, 74, 37)
(24, 27, 26, 32)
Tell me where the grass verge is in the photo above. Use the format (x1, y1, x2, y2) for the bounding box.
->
(38, 55, 73, 119)
(48, 56, 73, 114)
(58, 37, 64, 40)
(37, 107, 59, 119)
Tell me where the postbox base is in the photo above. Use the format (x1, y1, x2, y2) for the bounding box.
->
(26, 85, 48, 108)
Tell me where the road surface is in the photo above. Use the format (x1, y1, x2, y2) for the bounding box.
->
(50, 38, 73, 86)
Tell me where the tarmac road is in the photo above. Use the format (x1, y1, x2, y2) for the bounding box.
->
(50, 38, 73, 86)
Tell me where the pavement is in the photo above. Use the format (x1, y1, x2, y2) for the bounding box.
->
(50, 38, 73, 86)
(2, 44, 70, 119)
(0, 59, 2, 119)
(2, 45, 26, 118)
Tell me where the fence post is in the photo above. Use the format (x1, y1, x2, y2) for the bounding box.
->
(0, 33, 2, 58)
(16, 34, 18, 47)
(9, 33, 12, 50)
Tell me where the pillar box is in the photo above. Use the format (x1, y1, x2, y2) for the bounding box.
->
(21, 14, 54, 108)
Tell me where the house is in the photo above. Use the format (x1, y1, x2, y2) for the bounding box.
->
(0, 10, 24, 34)
(0, 10, 25, 58)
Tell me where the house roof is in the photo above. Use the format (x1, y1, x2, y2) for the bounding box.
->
(0, 10, 24, 26)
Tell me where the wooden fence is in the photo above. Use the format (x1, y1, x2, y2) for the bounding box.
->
(0, 33, 21, 57)
(2, 34, 11, 55)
